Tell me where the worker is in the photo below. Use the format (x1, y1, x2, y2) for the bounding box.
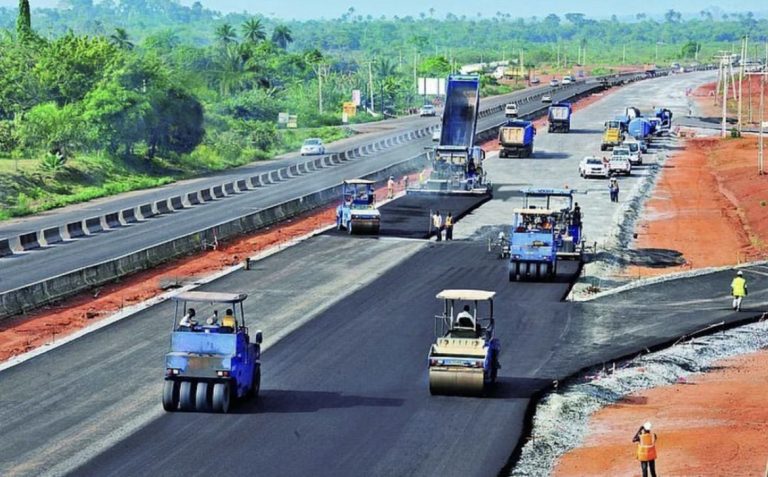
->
(609, 178, 620, 203)
(445, 213, 454, 240)
(206, 310, 219, 326)
(731, 270, 748, 311)
(178, 308, 197, 329)
(419, 170, 425, 187)
(222, 308, 236, 330)
(432, 211, 443, 241)
(387, 176, 395, 199)
(402, 174, 409, 190)
(455, 305, 473, 327)
(632, 421, 658, 477)
(572, 203, 582, 226)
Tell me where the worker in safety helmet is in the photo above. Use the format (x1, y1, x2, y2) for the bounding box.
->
(731, 270, 747, 311)
(632, 421, 658, 477)
(455, 305, 473, 327)
(178, 308, 197, 329)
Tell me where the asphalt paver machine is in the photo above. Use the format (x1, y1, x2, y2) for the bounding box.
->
(336, 179, 381, 234)
(163, 291, 261, 413)
(428, 289, 501, 396)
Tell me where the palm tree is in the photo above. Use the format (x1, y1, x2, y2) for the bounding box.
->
(271, 24, 293, 49)
(215, 23, 237, 45)
(109, 27, 134, 50)
(241, 17, 266, 44)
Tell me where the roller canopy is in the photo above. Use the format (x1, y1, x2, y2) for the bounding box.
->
(173, 291, 248, 304)
(436, 289, 496, 301)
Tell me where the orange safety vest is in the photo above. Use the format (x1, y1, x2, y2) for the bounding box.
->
(636, 432, 657, 462)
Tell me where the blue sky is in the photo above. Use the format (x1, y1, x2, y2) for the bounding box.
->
(1, 1, 765, 20)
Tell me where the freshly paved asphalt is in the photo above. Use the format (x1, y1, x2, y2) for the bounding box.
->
(0, 81, 591, 294)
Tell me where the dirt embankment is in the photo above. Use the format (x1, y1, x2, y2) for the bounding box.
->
(555, 131, 768, 473)
(0, 173, 421, 362)
(693, 77, 768, 125)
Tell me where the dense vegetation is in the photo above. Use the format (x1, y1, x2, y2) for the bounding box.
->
(0, 1, 765, 218)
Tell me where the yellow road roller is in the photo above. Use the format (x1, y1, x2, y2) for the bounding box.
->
(428, 289, 500, 396)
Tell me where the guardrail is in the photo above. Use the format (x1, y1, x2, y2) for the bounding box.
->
(0, 67, 709, 319)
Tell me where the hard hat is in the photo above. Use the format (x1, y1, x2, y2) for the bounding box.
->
(737, 270, 743, 276)
(643, 421, 652, 431)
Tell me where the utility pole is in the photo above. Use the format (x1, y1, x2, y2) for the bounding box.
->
(368, 60, 374, 113)
(738, 36, 747, 132)
(720, 55, 730, 138)
(622, 44, 626, 65)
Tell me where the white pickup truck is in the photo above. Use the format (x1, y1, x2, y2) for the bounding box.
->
(609, 152, 632, 176)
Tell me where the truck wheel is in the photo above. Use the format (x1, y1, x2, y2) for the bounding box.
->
(162, 380, 179, 412)
(179, 380, 196, 411)
(600, 145, 606, 151)
(212, 382, 231, 414)
(195, 382, 210, 412)
(251, 367, 261, 398)
(508, 270, 514, 282)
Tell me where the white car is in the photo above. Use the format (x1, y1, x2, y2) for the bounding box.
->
(419, 104, 437, 116)
(549, 78, 559, 87)
(562, 75, 574, 84)
(579, 156, 609, 178)
(609, 156, 632, 176)
(541, 94, 552, 103)
(504, 103, 518, 117)
(624, 142, 643, 164)
(300, 138, 326, 156)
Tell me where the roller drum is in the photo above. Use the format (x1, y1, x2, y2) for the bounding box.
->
(429, 367, 484, 396)
(350, 218, 380, 235)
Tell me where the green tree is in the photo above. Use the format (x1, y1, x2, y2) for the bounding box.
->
(81, 80, 149, 154)
(215, 23, 237, 45)
(681, 41, 700, 58)
(16, 0, 32, 42)
(241, 18, 266, 44)
(18, 102, 84, 157)
(109, 28, 134, 50)
(271, 25, 293, 49)
(418, 56, 451, 76)
(147, 88, 204, 157)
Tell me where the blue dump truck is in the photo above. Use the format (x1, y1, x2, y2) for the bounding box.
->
(498, 119, 536, 158)
(655, 107, 673, 128)
(547, 102, 572, 133)
(163, 291, 261, 414)
(420, 74, 489, 194)
(508, 188, 583, 281)
(628, 117, 652, 140)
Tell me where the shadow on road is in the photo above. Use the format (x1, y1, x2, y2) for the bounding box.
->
(490, 377, 554, 399)
(242, 389, 405, 414)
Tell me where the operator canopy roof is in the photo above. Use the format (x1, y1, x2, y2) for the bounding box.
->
(344, 179, 375, 185)
(174, 291, 248, 304)
(514, 208, 556, 215)
(436, 289, 496, 301)
(523, 187, 575, 197)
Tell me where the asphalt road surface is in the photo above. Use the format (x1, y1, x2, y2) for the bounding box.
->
(0, 80, 593, 294)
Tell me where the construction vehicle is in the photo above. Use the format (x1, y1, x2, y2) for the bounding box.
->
(628, 117, 652, 140)
(428, 289, 500, 396)
(655, 107, 673, 128)
(336, 179, 381, 234)
(547, 102, 572, 133)
(415, 75, 489, 194)
(499, 119, 536, 158)
(600, 119, 624, 151)
(163, 291, 261, 414)
(508, 188, 583, 281)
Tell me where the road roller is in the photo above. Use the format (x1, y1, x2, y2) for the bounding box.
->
(162, 291, 262, 414)
(336, 179, 381, 235)
(428, 289, 500, 396)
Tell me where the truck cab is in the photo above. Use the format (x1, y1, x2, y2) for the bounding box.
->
(601, 120, 624, 151)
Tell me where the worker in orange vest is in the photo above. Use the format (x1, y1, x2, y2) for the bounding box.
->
(632, 421, 658, 477)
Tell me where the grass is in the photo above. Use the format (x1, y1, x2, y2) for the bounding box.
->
(0, 125, 356, 222)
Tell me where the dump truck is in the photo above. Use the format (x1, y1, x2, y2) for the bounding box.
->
(600, 119, 624, 151)
(508, 188, 583, 281)
(336, 179, 381, 234)
(547, 102, 572, 133)
(163, 292, 261, 414)
(499, 119, 535, 158)
(415, 75, 489, 194)
(428, 289, 500, 396)
(628, 117, 652, 140)
(655, 107, 673, 128)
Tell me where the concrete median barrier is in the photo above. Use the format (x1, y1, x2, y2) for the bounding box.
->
(212, 185, 226, 198)
(236, 179, 249, 192)
(19, 231, 42, 251)
(121, 208, 139, 224)
(42, 226, 64, 245)
(67, 221, 86, 238)
(0, 238, 12, 257)
(269, 170, 281, 182)
(186, 191, 201, 206)
(104, 213, 121, 229)
(288, 165, 300, 177)
(223, 183, 237, 195)
(199, 188, 214, 202)
(155, 199, 173, 215)
(249, 175, 262, 188)
(169, 196, 185, 210)
(85, 217, 104, 234)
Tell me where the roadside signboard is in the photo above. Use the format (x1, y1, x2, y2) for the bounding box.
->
(343, 102, 357, 118)
(277, 112, 289, 128)
(287, 114, 298, 129)
(352, 89, 361, 106)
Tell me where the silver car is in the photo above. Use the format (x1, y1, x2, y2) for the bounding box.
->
(300, 138, 326, 156)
